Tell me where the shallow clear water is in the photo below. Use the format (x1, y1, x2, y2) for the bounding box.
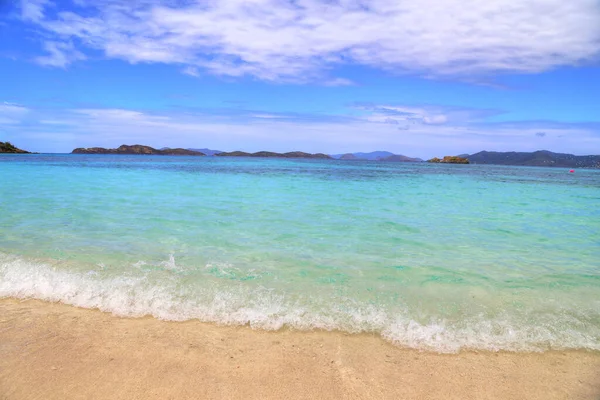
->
(1, 154, 599, 352)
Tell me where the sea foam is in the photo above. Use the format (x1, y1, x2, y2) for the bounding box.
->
(2, 252, 599, 354)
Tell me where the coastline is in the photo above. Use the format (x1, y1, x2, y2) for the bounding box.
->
(1, 298, 599, 400)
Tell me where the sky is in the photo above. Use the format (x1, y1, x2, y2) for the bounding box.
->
(1, 0, 600, 158)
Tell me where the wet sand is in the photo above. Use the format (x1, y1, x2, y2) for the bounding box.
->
(1, 298, 599, 400)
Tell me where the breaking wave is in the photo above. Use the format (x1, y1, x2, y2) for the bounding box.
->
(1, 252, 599, 353)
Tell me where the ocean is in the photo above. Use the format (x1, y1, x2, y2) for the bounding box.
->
(1, 154, 599, 353)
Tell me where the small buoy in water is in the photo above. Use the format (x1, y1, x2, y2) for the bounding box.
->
(569, 169, 575, 173)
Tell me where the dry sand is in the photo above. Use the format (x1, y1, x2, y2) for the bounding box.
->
(1, 298, 599, 400)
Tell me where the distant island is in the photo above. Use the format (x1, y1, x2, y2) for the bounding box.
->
(428, 156, 470, 164)
(162, 147, 223, 156)
(332, 151, 423, 162)
(72, 144, 206, 156)
(379, 154, 424, 162)
(66, 146, 600, 168)
(72, 146, 330, 159)
(465, 150, 600, 168)
(424, 151, 600, 168)
(0, 142, 32, 154)
(216, 151, 332, 159)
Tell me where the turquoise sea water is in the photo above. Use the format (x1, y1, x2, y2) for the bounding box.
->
(1, 154, 599, 352)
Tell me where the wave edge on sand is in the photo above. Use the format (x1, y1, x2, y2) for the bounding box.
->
(2, 252, 599, 354)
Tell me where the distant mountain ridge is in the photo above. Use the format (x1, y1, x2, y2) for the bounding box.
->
(67, 146, 598, 167)
(72, 145, 205, 156)
(379, 154, 424, 162)
(466, 150, 600, 168)
(332, 151, 423, 162)
(187, 148, 223, 156)
(162, 147, 223, 156)
(332, 151, 394, 160)
(216, 151, 331, 159)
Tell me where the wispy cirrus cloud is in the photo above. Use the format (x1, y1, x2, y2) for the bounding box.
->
(20, 0, 51, 22)
(0, 102, 29, 125)
(353, 104, 503, 128)
(18, 0, 600, 83)
(34, 41, 86, 68)
(181, 66, 200, 77)
(323, 78, 355, 87)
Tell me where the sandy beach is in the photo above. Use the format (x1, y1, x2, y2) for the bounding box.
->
(0, 298, 598, 400)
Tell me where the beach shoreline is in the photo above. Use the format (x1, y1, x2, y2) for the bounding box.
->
(1, 298, 599, 400)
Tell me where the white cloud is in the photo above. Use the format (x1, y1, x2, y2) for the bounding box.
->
(0, 102, 29, 125)
(182, 66, 200, 77)
(73, 109, 147, 119)
(20, 0, 600, 82)
(323, 78, 355, 87)
(357, 104, 481, 127)
(34, 41, 86, 68)
(0, 102, 29, 115)
(423, 115, 448, 125)
(73, 109, 172, 126)
(251, 114, 290, 119)
(20, 0, 51, 22)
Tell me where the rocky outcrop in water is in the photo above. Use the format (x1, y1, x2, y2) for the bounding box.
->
(72, 145, 205, 156)
(0, 142, 31, 153)
(216, 151, 332, 159)
(428, 156, 470, 164)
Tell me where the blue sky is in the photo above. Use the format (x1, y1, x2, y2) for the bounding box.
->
(1, 0, 600, 157)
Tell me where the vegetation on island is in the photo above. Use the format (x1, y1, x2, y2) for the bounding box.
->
(72, 144, 205, 156)
(465, 150, 600, 168)
(428, 156, 470, 164)
(0, 141, 31, 153)
(65, 146, 599, 168)
(72, 146, 332, 158)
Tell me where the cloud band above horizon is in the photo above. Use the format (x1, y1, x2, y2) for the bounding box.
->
(2, 101, 599, 157)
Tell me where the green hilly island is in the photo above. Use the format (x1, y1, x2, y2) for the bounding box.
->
(0, 142, 31, 154)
